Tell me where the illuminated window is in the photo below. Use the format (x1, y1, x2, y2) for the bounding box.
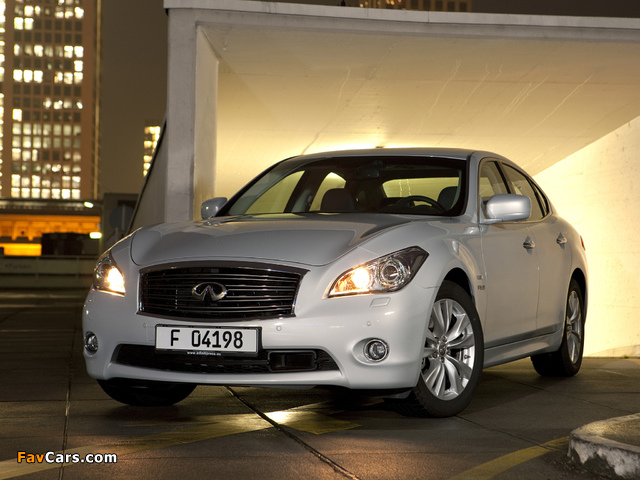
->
(13, 109, 23, 121)
(13, 69, 23, 82)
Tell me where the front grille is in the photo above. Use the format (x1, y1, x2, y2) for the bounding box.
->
(139, 264, 304, 320)
(113, 344, 339, 374)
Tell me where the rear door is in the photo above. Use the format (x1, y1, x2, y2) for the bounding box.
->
(501, 164, 571, 335)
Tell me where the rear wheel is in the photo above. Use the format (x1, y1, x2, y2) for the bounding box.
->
(393, 281, 484, 417)
(531, 279, 585, 377)
(98, 379, 196, 406)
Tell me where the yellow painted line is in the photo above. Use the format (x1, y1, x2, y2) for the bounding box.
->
(0, 409, 360, 479)
(448, 436, 569, 480)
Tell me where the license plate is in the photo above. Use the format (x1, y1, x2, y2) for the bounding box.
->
(156, 326, 259, 354)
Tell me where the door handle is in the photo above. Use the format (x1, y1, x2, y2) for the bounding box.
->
(523, 239, 535, 250)
(557, 233, 568, 245)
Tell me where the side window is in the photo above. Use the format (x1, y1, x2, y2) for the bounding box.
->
(479, 161, 509, 204)
(531, 181, 550, 217)
(502, 165, 545, 221)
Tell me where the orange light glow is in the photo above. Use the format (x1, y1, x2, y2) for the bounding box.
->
(0, 243, 42, 256)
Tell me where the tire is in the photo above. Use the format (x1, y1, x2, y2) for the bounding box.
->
(98, 378, 196, 406)
(392, 281, 484, 417)
(531, 279, 585, 377)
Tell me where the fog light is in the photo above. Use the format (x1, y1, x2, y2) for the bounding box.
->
(84, 332, 99, 354)
(364, 339, 389, 362)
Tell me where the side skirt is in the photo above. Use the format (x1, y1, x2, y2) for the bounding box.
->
(483, 330, 563, 369)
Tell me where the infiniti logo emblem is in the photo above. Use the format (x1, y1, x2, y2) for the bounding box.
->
(191, 282, 228, 302)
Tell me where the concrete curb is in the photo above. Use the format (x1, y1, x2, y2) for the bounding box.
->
(569, 413, 640, 479)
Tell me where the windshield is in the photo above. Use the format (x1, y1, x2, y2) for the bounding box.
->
(222, 155, 468, 217)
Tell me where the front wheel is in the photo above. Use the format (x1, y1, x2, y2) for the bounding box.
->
(531, 279, 585, 377)
(98, 379, 196, 406)
(392, 281, 484, 417)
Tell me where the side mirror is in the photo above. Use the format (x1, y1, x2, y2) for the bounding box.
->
(483, 194, 531, 223)
(201, 197, 228, 219)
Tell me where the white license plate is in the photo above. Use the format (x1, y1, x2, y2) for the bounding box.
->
(156, 326, 259, 354)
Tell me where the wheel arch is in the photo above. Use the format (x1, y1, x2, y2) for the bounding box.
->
(443, 268, 474, 302)
(571, 268, 588, 320)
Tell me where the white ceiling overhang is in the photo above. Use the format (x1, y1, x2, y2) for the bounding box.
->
(165, 1, 640, 194)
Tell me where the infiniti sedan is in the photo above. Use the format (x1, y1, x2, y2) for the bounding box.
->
(83, 148, 587, 417)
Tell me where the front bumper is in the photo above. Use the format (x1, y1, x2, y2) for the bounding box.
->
(82, 281, 438, 391)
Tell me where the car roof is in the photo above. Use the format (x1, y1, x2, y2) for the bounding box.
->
(279, 148, 507, 166)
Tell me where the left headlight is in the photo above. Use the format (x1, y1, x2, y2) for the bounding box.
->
(93, 250, 126, 295)
(328, 246, 428, 297)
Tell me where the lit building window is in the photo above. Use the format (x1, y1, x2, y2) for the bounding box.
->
(143, 125, 161, 176)
(13, 109, 22, 121)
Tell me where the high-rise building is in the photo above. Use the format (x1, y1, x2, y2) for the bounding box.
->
(143, 122, 161, 177)
(0, 0, 97, 201)
(359, 0, 472, 11)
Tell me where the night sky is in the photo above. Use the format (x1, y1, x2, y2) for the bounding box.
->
(100, 0, 167, 196)
(99, 0, 640, 197)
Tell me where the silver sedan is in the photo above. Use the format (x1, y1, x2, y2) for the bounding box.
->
(83, 148, 587, 417)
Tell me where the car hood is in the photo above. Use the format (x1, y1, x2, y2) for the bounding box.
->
(130, 213, 418, 267)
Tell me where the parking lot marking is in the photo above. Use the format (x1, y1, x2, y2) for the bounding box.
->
(0, 408, 360, 479)
(447, 436, 569, 480)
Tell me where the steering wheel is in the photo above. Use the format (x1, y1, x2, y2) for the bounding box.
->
(396, 195, 447, 213)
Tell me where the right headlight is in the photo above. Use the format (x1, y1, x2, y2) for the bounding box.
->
(93, 250, 126, 296)
(328, 246, 428, 298)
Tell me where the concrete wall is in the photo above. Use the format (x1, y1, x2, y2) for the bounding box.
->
(535, 116, 640, 357)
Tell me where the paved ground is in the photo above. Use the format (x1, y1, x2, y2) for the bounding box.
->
(1, 289, 639, 480)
